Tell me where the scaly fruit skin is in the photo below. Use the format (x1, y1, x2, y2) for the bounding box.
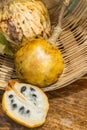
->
(0, 0, 51, 44)
(15, 38, 64, 87)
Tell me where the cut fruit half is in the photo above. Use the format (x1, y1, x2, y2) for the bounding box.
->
(2, 80, 49, 128)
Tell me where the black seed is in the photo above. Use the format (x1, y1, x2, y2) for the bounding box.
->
(19, 106, 25, 114)
(26, 110, 30, 114)
(21, 86, 26, 93)
(12, 104, 17, 109)
(19, 106, 24, 111)
(32, 94, 37, 98)
(9, 94, 13, 98)
(11, 99, 14, 103)
(30, 87, 35, 91)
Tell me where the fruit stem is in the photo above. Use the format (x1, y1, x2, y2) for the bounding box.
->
(48, 0, 70, 45)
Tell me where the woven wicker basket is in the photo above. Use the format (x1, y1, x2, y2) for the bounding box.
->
(0, 0, 87, 91)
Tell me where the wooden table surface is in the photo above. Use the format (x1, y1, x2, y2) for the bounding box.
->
(0, 77, 87, 130)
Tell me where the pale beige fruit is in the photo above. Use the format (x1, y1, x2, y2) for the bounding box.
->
(2, 80, 49, 128)
(0, 0, 51, 44)
(14, 38, 64, 87)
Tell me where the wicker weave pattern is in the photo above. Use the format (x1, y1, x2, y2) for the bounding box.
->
(0, 0, 87, 91)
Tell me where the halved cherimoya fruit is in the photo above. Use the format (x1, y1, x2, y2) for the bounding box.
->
(2, 81, 49, 128)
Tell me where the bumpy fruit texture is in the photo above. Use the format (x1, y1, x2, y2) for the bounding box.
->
(15, 38, 64, 87)
(2, 80, 49, 128)
(0, 0, 51, 44)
